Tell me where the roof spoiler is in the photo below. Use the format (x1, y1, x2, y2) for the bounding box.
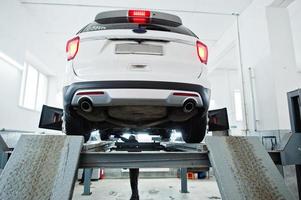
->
(95, 10, 182, 27)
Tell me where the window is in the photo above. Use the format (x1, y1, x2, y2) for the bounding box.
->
(19, 63, 48, 111)
(234, 90, 243, 121)
(80, 22, 198, 38)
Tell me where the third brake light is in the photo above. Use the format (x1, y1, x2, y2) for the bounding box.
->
(128, 10, 151, 24)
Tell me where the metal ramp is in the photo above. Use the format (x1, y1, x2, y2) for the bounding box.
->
(0, 134, 297, 200)
(207, 136, 294, 200)
(0, 135, 83, 200)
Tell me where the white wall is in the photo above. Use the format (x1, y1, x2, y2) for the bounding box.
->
(209, 69, 243, 135)
(237, 0, 301, 131)
(0, 1, 62, 75)
(0, 58, 41, 131)
(289, 0, 301, 70)
(47, 76, 64, 108)
(266, 6, 301, 129)
(209, 0, 301, 133)
(0, 1, 60, 131)
(237, 0, 275, 131)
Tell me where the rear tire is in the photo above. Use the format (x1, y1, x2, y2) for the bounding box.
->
(63, 113, 91, 142)
(181, 113, 207, 143)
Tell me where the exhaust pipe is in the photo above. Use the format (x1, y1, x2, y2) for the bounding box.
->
(183, 99, 196, 113)
(79, 98, 93, 113)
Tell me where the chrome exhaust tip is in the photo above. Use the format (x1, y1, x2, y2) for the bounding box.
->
(183, 99, 196, 113)
(79, 99, 93, 113)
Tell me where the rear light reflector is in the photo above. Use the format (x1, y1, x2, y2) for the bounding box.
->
(173, 92, 199, 97)
(76, 91, 104, 96)
(128, 10, 151, 24)
(66, 36, 80, 61)
(196, 41, 208, 64)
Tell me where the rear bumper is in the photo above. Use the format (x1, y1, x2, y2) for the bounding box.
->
(63, 80, 210, 114)
(71, 88, 203, 107)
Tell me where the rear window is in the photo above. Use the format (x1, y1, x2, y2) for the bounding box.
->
(78, 22, 198, 38)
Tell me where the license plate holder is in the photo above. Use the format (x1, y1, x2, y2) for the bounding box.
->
(115, 43, 163, 55)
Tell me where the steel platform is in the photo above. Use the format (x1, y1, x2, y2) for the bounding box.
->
(80, 152, 209, 168)
(207, 136, 294, 200)
(0, 135, 83, 200)
(0, 133, 297, 200)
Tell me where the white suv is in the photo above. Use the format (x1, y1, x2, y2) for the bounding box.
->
(63, 10, 211, 143)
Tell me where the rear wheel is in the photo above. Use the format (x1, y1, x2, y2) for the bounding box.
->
(63, 113, 91, 142)
(181, 113, 207, 143)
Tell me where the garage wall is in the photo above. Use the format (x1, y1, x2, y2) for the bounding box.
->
(0, 1, 62, 75)
(0, 1, 59, 131)
(237, 0, 301, 131)
(238, 0, 279, 131)
(209, 69, 243, 135)
(210, 0, 301, 133)
(0, 58, 41, 131)
(289, 0, 301, 70)
(47, 76, 64, 108)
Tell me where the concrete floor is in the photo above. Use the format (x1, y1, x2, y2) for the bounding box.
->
(72, 178, 221, 200)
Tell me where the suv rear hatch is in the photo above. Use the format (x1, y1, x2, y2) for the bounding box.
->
(67, 10, 208, 83)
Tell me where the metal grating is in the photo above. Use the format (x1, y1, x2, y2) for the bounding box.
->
(0, 135, 83, 200)
(207, 136, 295, 200)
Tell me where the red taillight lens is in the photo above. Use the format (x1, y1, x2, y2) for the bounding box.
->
(66, 36, 80, 61)
(196, 41, 208, 64)
(128, 10, 151, 24)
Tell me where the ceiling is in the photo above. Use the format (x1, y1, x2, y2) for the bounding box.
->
(18, 0, 253, 74)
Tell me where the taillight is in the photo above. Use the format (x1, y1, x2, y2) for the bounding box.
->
(128, 10, 151, 24)
(196, 41, 208, 64)
(66, 36, 80, 61)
